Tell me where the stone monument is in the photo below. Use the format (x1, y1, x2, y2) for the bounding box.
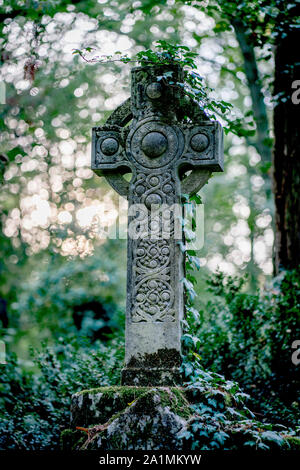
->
(62, 66, 297, 452)
(64, 63, 224, 450)
(91, 64, 223, 386)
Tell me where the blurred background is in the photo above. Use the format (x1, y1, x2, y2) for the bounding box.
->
(0, 0, 299, 451)
(0, 0, 274, 361)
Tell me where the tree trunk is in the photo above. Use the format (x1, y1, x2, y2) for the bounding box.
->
(232, 19, 271, 165)
(273, 6, 300, 273)
(231, 19, 273, 284)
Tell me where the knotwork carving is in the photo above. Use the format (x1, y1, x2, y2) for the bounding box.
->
(133, 171, 175, 206)
(132, 239, 174, 323)
(92, 65, 223, 328)
(129, 169, 177, 323)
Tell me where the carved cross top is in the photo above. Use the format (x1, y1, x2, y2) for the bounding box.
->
(92, 65, 223, 386)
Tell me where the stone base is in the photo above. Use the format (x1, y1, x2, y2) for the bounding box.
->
(121, 367, 181, 386)
(121, 348, 182, 386)
(62, 385, 300, 451)
(65, 386, 192, 451)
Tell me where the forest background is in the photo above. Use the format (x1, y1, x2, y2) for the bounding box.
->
(0, 0, 299, 450)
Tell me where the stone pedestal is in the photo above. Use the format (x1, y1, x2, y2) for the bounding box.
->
(64, 386, 192, 451)
(61, 385, 300, 451)
(121, 348, 181, 386)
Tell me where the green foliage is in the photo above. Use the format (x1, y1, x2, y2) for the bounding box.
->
(0, 0, 276, 304)
(180, 361, 299, 450)
(1, 330, 298, 451)
(74, 40, 256, 137)
(0, 267, 299, 450)
(10, 241, 126, 343)
(180, 0, 300, 47)
(0, 0, 298, 452)
(183, 267, 300, 427)
(0, 335, 124, 450)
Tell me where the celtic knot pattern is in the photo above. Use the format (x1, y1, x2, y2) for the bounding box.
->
(92, 65, 223, 330)
(132, 239, 175, 323)
(133, 171, 175, 207)
(130, 169, 177, 323)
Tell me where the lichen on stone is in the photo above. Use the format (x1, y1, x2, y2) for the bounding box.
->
(78, 387, 192, 450)
(71, 386, 152, 428)
(64, 384, 299, 451)
(65, 385, 193, 450)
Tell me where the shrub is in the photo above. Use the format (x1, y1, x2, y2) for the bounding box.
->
(0, 335, 124, 450)
(180, 361, 300, 450)
(183, 267, 300, 426)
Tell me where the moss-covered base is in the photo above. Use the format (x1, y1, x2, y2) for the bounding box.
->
(121, 349, 182, 386)
(62, 385, 300, 451)
(65, 386, 192, 450)
(121, 367, 181, 386)
(71, 386, 164, 427)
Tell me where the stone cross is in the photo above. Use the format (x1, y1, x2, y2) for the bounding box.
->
(92, 65, 223, 386)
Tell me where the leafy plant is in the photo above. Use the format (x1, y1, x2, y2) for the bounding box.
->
(0, 335, 124, 450)
(180, 358, 299, 450)
(73, 40, 255, 137)
(182, 267, 300, 427)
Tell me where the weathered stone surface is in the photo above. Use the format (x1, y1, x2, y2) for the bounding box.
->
(99, 391, 187, 451)
(71, 386, 151, 428)
(67, 386, 192, 450)
(62, 385, 300, 451)
(92, 64, 224, 385)
(121, 348, 181, 386)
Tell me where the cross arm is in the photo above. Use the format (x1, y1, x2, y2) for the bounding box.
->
(176, 120, 223, 196)
(92, 124, 131, 174)
(181, 169, 211, 195)
(92, 124, 132, 197)
(179, 120, 224, 173)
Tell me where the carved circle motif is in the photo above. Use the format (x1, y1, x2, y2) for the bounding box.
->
(136, 238, 170, 270)
(135, 184, 145, 195)
(190, 133, 209, 152)
(141, 132, 167, 158)
(134, 276, 174, 321)
(163, 183, 173, 193)
(131, 169, 176, 323)
(127, 119, 183, 169)
(100, 137, 119, 155)
(149, 176, 159, 186)
(133, 171, 176, 208)
(146, 82, 162, 99)
(145, 193, 162, 208)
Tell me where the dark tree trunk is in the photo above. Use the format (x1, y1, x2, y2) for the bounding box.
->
(273, 5, 300, 273)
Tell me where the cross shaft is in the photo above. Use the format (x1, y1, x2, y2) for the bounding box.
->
(92, 64, 223, 385)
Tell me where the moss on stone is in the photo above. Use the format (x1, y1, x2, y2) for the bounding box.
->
(71, 386, 150, 427)
(66, 385, 194, 450)
(60, 429, 86, 451)
(79, 386, 191, 450)
(71, 385, 193, 427)
(120, 387, 193, 419)
(121, 349, 182, 386)
(64, 384, 299, 451)
(122, 367, 181, 387)
(283, 436, 300, 449)
(75, 385, 149, 399)
(125, 349, 181, 369)
(159, 387, 193, 420)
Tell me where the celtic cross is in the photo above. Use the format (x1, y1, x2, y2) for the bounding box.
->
(92, 65, 223, 385)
